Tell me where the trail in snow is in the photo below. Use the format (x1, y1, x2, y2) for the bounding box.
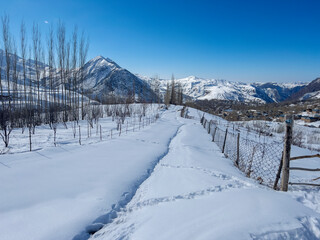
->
(73, 118, 184, 240)
(0, 107, 182, 240)
(90, 112, 320, 240)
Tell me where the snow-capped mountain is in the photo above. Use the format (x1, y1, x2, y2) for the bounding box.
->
(154, 75, 306, 103)
(160, 76, 264, 102)
(0, 49, 47, 87)
(0, 48, 313, 104)
(79, 56, 157, 102)
(288, 78, 320, 101)
(0, 50, 157, 102)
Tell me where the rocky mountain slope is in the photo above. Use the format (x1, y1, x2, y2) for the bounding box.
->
(287, 78, 320, 101)
(79, 56, 157, 102)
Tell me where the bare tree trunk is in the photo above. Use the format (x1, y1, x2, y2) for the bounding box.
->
(79, 32, 88, 120)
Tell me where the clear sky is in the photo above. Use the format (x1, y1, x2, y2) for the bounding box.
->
(1, 0, 320, 83)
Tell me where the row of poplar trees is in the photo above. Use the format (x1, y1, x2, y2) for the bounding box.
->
(164, 75, 183, 106)
(0, 15, 89, 147)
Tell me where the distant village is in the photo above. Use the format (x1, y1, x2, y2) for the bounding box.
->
(222, 107, 320, 123)
(186, 99, 320, 126)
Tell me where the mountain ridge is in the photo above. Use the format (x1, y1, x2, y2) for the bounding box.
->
(142, 74, 308, 103)
(0, 49, 316, 104)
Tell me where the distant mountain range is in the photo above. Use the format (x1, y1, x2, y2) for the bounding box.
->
(1, 49, 319, 104)
(153, 76, 307, 103)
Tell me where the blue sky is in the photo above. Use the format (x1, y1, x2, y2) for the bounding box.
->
(1, 0, 320, 82)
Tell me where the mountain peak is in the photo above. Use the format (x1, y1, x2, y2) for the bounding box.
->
(88, 55, 120, 69)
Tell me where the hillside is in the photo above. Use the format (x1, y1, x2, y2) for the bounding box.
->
(288, 78, 320, 101)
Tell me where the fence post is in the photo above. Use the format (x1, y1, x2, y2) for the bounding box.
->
(208, 120, 211, 134)
(100, 125, 102, 141)
(29, 129, 32, 151)
(54, 130, 56, 147)
(236, 132, 240, 166)
(273, 151, 284, 190)
(222, 128, 228, 154)
(79, 125, 81, 145)
(200, 113, 204, 124)
(212, 127, 217, 142)
(280, 115, 293, 192)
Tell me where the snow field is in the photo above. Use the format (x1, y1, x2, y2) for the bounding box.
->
(1, 105, 320, 240)
(0, 106, 181, 240)
(90, 112, 320, 240)
(1, 104, 161, 154)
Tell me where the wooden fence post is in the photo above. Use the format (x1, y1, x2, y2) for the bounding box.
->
(212, 127, 217, 142)
(54, 130, 56, 147)
(100, 125, 102, 141)
(208, 120, 211, 134)
(222, 128, 228, 154)
(200, 114, 204, 124)
(29, 128, 32, 151)
(236, 132, 240, 166)
(79, 125, 81, 145)
(273, 151, 284, 190)
(280, 115, 293, 192)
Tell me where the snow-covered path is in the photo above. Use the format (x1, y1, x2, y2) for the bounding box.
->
(91, 115, 320, 240)
(0, 108, 182, 240)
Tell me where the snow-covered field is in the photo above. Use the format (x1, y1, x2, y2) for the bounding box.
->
(1, 106, 320, 240)
(1, 104, 159, 154)
(90, 108, 320, 240)
(0, 105, 179, 240)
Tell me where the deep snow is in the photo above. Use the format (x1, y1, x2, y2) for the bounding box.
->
(1, 106, 320, 240)
(90, 108, 320, 240)
(0, 107, 181, 240)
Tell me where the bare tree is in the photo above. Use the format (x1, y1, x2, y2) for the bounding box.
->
(164, 82, 170, 106)
(32, 23, 42, 118)
(20, 21, 27, 111)
(0, 15, 13, 147)
(57, 21, 66, 121)
(79, 31, 88, 120)
(71, 26, 78, 121)
(170, 74, 176, 105)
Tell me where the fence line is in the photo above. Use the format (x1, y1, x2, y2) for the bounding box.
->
(4, 113, 160, 154)
(201, 116, 284, 189)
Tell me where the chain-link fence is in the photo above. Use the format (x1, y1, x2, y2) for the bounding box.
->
(201, 117, 284, 189)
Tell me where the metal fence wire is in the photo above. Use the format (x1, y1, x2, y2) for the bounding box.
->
(201, 117, 283, 188)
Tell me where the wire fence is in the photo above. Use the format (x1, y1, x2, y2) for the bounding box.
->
(201, 117, 284, 189)
(3, 113, 161, 155)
